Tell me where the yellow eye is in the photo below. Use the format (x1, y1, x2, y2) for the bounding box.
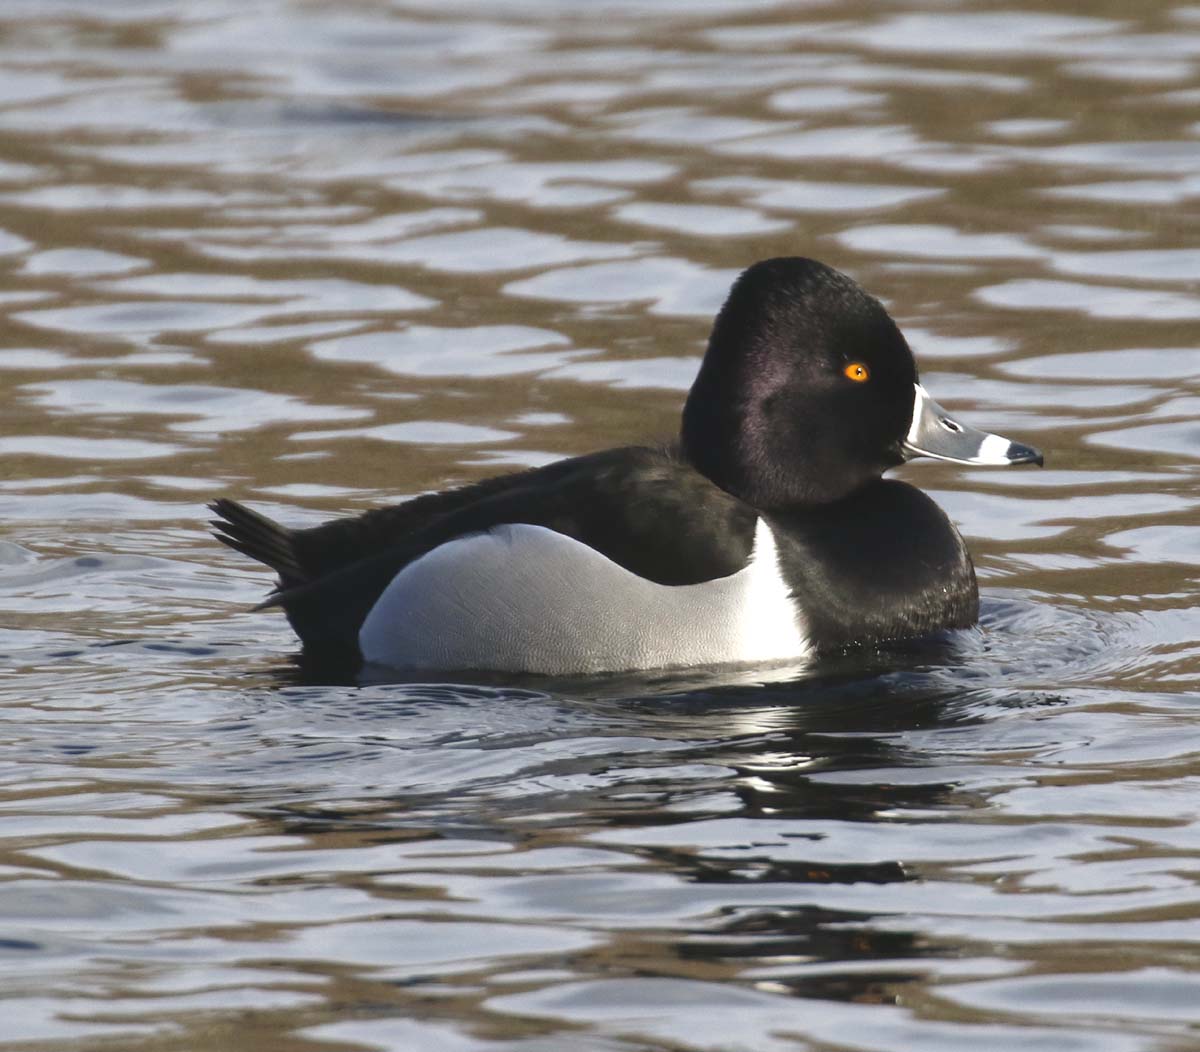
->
(843, 362, 870, 383)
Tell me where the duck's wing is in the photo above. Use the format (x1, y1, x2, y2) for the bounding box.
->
(210, 446, 755, 670)
(212, 462, 544, 591)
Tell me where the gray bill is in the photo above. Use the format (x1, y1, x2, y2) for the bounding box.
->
(902, 383, 1043, 466)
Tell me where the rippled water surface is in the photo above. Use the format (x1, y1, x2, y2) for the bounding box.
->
(1, 2, 1199, 1049)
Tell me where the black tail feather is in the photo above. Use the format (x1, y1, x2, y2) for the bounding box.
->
(210, 498, 364, 671)
(208, 499, 306, 588)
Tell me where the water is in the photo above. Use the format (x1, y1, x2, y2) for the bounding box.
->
(0, 1, 1198, 1049)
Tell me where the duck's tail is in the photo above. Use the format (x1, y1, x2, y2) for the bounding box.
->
(208, 499, 307, 594)
(209, 499, 374, 677)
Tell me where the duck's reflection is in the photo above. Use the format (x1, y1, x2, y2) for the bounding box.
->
(257, 632, 1054, 1010)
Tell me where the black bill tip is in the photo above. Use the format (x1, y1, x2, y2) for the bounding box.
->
(1006, 441, 1044, 467)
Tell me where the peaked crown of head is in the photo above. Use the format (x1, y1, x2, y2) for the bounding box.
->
(682, 258, 917, 508)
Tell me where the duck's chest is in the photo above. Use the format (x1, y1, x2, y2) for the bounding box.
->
(765, 479, 978, 650)
(358, 518, 809, 674)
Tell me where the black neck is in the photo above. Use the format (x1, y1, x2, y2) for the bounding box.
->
(766, 479, 977, 652)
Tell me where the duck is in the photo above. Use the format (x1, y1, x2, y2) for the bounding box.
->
(211, 257, 1041, 677)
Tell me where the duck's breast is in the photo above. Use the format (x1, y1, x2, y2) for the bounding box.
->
(358, 518, 810, 674)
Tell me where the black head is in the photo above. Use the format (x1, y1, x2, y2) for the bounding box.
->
(682, 257, 917, 508)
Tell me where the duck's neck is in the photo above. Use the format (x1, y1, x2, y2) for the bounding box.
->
(764, 479, 977, 652)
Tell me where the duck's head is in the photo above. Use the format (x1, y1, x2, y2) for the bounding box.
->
(681, 257, 1041, 509)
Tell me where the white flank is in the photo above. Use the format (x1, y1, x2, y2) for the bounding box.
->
(359, 518, 810, 674)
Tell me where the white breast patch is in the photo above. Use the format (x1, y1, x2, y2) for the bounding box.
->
(358, 517, 810, 674)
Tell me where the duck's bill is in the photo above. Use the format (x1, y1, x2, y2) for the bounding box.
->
(902, 384, 1043, 466)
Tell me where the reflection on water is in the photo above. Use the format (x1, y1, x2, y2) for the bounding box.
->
(0, 1, 1199, 1050)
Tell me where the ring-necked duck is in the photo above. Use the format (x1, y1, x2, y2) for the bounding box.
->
(212, 257, 1041, 675)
